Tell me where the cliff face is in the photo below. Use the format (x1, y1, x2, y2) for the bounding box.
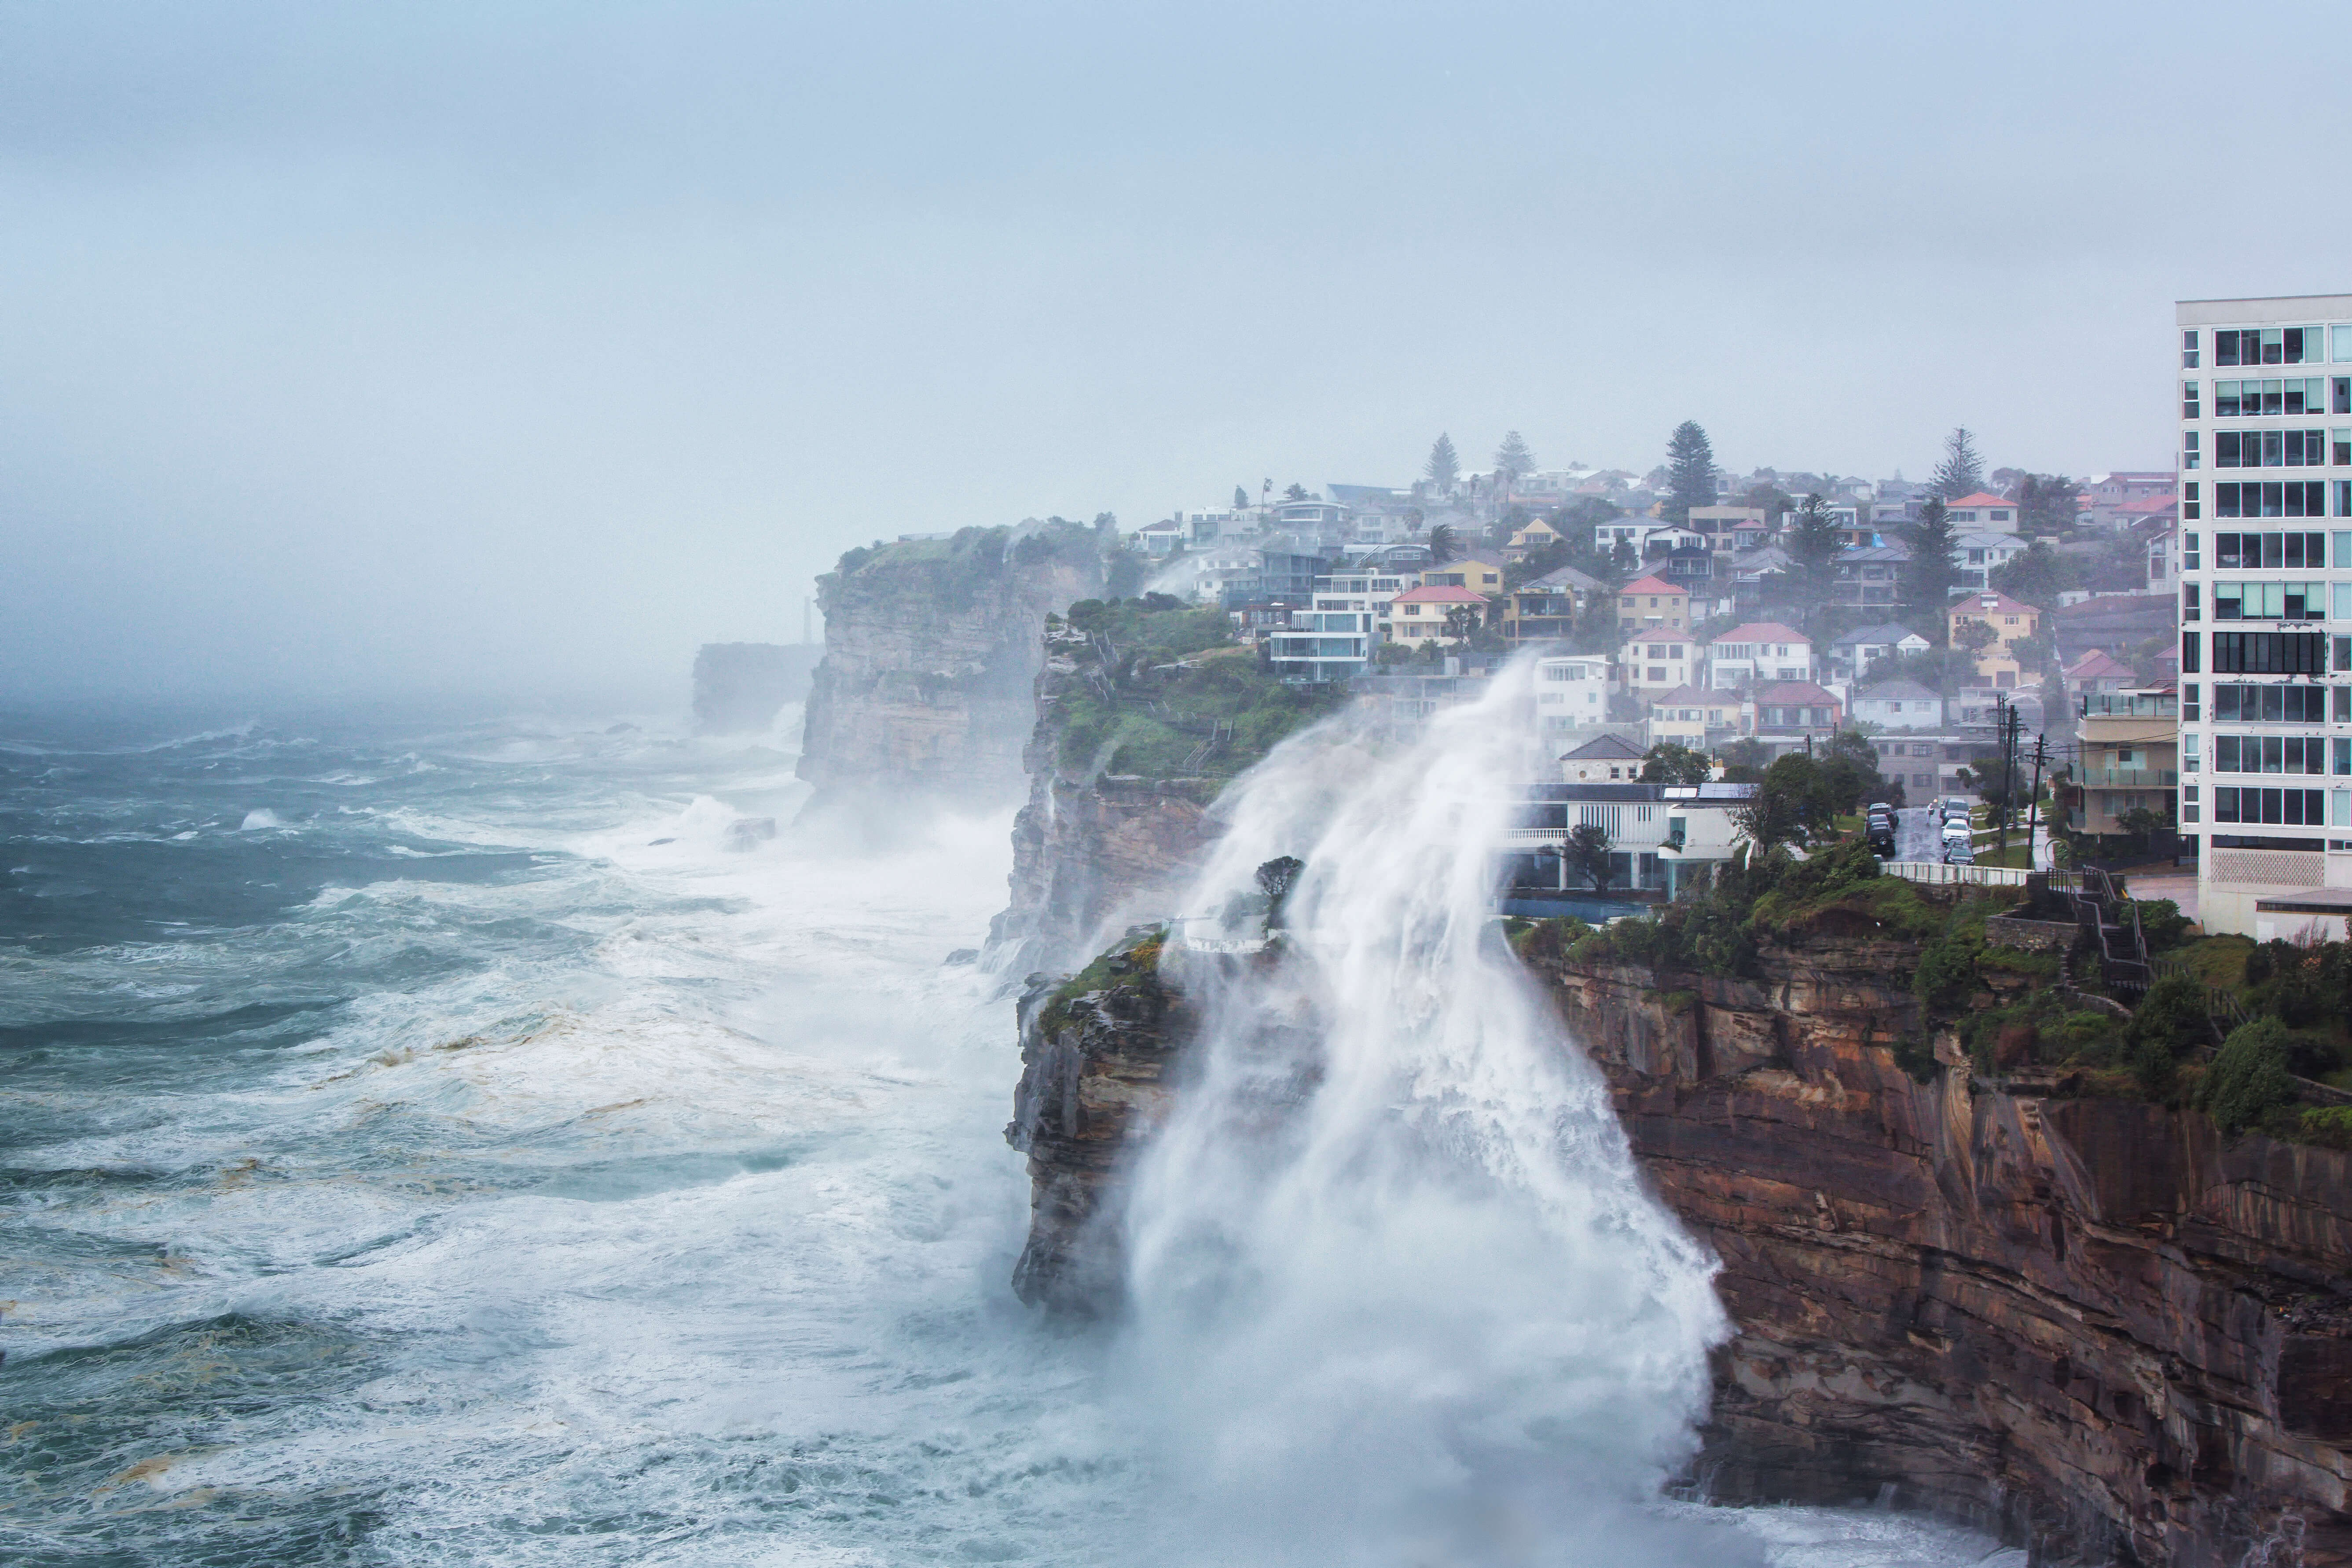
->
(987, 625, 1220, 976)
(1009, 921, 2352, 1567)
(797, 524, 1104, 812)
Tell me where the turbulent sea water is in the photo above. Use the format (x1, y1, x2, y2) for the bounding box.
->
(1, 705, 2020, 1567)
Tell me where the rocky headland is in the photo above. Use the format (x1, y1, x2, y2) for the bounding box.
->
(1005, 874, 2352, 1567)
(796, 521, 1112, 815)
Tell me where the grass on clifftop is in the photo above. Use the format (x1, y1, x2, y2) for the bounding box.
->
(1051, 597, 1350, 781)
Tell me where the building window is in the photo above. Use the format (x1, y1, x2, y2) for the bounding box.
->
(2211, 630, 2328, 672)
(2183, 380, 2201, 418)
(2213, 786, 2328, 824)
(2213, 378, 2328, 417)
(2183, 683, 2201, 722)
(2216, 430, 2327, 467)
(2214, 327, 2320, 366)
(2215, 483, 2329, 518)
(2183, 583, 2201, 621)
(2213, 684, 2329, 722)
(2185, 530, 2201, 569)
(2212, 581, 2325, 619)
(2184, 431, 2201, 471)
(2213, 532, 2324, 567)
(2185, 330, 2202, 368)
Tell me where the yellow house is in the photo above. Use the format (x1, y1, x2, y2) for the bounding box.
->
(1945, 591, 2044, 688)
(1503, 518, 1566, 562)
(1616, 574, 1688, 632)
(1420, 556, 1506, 596)
(1386, 585, 1489, 648)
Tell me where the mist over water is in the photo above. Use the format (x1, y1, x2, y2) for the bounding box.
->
(0, 701, 2015, 1566)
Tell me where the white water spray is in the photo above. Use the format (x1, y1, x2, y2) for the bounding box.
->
(1114, 659, 1742, 1566)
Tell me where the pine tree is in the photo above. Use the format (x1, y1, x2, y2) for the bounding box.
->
(1662, 421, 1717, 525)
(1493, 430, 1535, 488)
(1781, 494, 1843, 635)
(1233, 485, 1249, 510)
(1425, 434, 1460, 494)
(1931, 427, 1986, 499)
(1903, 496, 1964, 632)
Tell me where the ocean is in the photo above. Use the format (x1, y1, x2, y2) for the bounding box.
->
(0, 704, 2018, 1567)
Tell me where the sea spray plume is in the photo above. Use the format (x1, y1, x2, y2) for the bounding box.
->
(1116, 657, 1742, 1566)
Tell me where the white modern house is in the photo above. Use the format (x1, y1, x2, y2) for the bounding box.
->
(1827, 622, 1930, 681)
(1704, 622, 1813, 688)
(1500, 780, 1760, 902)
(1619, 630, 1700, 696)
(1533, 654, 1611, 738)
(1849, 679, 1946, 731)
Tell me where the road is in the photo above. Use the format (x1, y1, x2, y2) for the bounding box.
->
(1887, 802, 2055, 868)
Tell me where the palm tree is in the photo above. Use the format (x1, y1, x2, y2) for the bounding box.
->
(1427, 523, 1462, 564)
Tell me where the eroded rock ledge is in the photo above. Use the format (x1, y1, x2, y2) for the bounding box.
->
(1008, 923, 2352, 1567)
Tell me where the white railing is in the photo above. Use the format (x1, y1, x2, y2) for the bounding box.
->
(1881, 860, 2032, 888)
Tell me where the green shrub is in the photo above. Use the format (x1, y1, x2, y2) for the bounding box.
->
(2135, 899, 2192, 951)
(2199, 1017, 2299, 1136)
(1914, 936, 1978, 1012)
(2296, 1106, 2352, 1151)
(1891, 1035, 1941, 1085)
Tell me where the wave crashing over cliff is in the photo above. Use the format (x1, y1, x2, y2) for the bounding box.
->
(1114, 662, 1739, 1566)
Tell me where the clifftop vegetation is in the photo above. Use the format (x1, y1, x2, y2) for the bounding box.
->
(1049, 596, 1349, 782)
(822, 518, 1110, 613)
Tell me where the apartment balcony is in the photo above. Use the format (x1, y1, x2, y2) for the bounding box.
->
(2079, 693, 2176, 719)
(2078, 768, 2179, 789)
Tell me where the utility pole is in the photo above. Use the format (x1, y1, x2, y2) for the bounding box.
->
(2027, 731, 2047, 874)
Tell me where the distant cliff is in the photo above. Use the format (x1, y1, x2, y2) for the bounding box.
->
(1008, 891, 2352, 1568)
(796, 523, 1108, 814)
(692, 643, 823, 734)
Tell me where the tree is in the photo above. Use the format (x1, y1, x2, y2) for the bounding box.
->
(1493, 430, 1535, 489)
(2118, 806, 2168, 853)
(2198, 1017, 2297, 1135)
(1736, 754, 1838, 853)
(1426, 434, 1460, 494)
(1427, 522, 1462, 564)
(1783, 494, 1843, 632)
(2011, 473, 2080, 536)
(1610, 539, 1638, 576)
(1440, 604, 1481, 643)
(1255, 856, 1305, 929)
(1639, 742, 1713, 786)
(1989, 540, 2081, 604)
(1662, 421, 1717, 525)
(1954, 619, 1999, 656)
(1283, 482, 1310, 502)
(1818, 730, 1890, 815)
(1740, 482, 1796, 523)
(1931, 427, 1986, 499)
(1566, 822, 1616, 892)
(1233, 485, 1250, 510)
(1902, 497, 1963, 628)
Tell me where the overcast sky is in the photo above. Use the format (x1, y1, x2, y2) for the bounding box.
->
(5, 0, 2348, 705)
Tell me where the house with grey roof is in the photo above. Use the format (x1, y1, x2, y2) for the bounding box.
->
(1827, 622, 1930, 680)
(1849, 679, 1945, 731)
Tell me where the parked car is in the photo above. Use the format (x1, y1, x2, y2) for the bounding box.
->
(1944, 839, 1976, 866)
(1940, 796, 1974, 824)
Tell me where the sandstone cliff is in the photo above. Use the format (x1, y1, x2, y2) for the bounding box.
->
(1008, 915, 2352, 1567)
(796, 522, 1106, 813)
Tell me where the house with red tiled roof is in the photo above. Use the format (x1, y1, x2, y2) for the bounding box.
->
(1615, 574, 1687, 631)
(2063, 649, 2139, 702)
(1944, 492, 2021, 533)
(1743, 681, 1844, 737)
(1384, 583, 1488, 649)
(1703, 621, 1813, 688)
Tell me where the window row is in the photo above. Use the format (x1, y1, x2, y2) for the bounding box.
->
(2212, 735, 2329, 774)
(2210, 327, 2330, 366)
(2209, 683, 2341, 722)
(2217, 430, 2329, 468)
(2213, 580, 2329, 619)
(2202, 378, 2344, 418)
(2190, 630, 2332, 673)
(2213, 787, 2331, 825)
(2208, 530, 2329, 568)
(2216, 481, 2332, 518)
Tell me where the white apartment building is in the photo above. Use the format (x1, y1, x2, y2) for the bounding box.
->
(2178, 293, 2352, 937)
(1620, 631, 1700, 696)
(1704, 623, 1813, 688)
(1534, 654, 1611, 736)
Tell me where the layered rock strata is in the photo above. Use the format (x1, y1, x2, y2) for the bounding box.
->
(1009, 919, 2352, 1567)
(987, 625, 1221, 976)
(797, 524, 1104, 813)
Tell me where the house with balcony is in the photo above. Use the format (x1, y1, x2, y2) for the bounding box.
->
(1643, 685, 1740, 749)
(1831, 543, 1910, 610)
(1827, 622, 1930, 681)
(1419, 556, 1507, 597)
(1955, 530, 2029, 591)
(1501, 781, 1760, 903)
(1687, 506, 1768, 554)
(1134, 518, 1188, 556)
(1501, 565, 1604, 646)
(1741, 681, 1844, 743)
(1266, 608, 1374, 683)
(1385, 584, 1489, 649)
(2069, 687, 2179, 839)
(1533, 654, 1611, 737)
(1616, 575, 1689, 632)
(1503, 516, 1567, 562)
(1704, 623, 1813, 689)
